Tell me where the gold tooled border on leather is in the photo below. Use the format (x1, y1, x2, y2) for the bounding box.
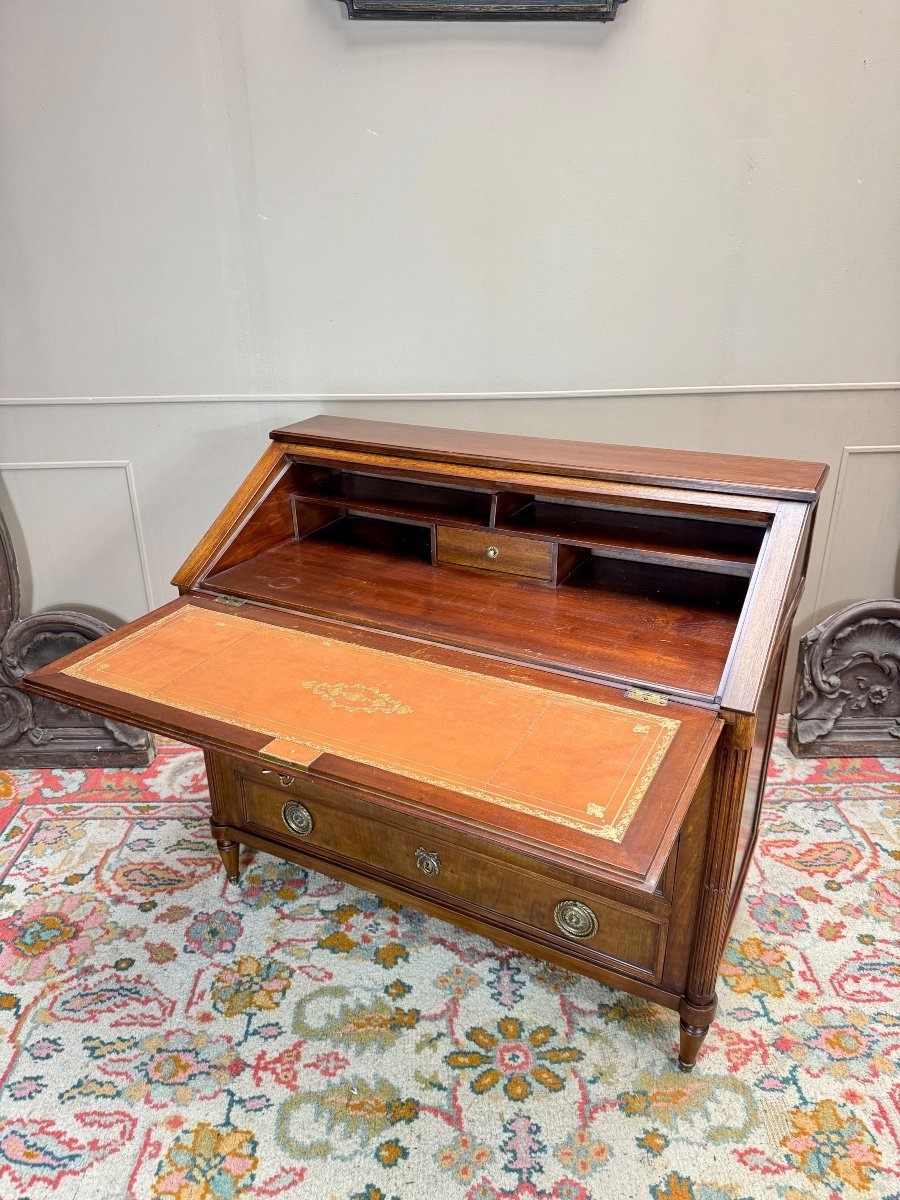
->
(64, 604, 680, 842)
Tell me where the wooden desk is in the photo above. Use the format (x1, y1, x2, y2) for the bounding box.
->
(23, 417, 826, 1069)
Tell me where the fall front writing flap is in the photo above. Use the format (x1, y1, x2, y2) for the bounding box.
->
(22, 595, 722, 888)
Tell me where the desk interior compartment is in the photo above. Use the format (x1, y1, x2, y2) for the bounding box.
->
(289, 461, 494, 526)
(496, 494, 764, 577)
(193, 456, 767, 700)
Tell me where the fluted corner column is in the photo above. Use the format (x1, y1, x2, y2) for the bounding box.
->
(678, 713, 755, 1070)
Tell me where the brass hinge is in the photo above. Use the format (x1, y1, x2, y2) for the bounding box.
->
(624, 687, 669, 707)
(212, 593, 246, 607)
(259, 747, 309, 771)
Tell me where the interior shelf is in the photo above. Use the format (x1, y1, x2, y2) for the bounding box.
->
(497, 499, 763, 577)
(304, 514, 433, 561)
(290, 470, 493, 527)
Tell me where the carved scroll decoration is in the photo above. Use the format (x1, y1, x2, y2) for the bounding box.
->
(0, 505, 153, 767)
(788, 599, 900, 758)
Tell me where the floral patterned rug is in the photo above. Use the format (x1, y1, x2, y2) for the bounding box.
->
(0, 721, 898, 1200)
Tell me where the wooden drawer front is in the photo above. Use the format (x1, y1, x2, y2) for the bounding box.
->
(238, 776, 665, 981)
(436, 527, 552, 580)
(230, 756, 676, 911)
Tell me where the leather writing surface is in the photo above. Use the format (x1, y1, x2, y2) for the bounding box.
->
(63, 604, 680, 843)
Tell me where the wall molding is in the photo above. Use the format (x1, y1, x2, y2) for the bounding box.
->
(812, 444, 900, 618)
(0, 381, 898, 407)
(0, 459, 156, 610)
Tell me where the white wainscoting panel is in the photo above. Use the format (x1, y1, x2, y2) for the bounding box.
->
(813, 445, 900, 616)
(0, 461, 153, 625)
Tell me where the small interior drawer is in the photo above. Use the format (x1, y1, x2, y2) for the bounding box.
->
(436, 526, 552, 580)
(238, 773, 666, 981)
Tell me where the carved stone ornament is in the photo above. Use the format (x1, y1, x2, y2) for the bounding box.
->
(0, 506, 154, 768)
(339, 0, 626, 21)
(788, 599, 900, 758)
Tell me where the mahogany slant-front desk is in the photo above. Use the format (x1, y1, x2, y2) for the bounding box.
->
(24, 417, 827, 1069)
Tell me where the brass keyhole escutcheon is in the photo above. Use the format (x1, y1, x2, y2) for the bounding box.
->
(486, 545, 500, 561)
(282, 801, 313, 837)
(554, 899, 598, 940)
(262, 769, 297, 788)
(415, 847, 441, 876)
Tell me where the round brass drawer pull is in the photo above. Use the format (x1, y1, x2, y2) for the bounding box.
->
(485, 545, 500, 561)
(282, 801, 313, 837)
(554, 899, 598, 940)
(415, 847, 441, 876)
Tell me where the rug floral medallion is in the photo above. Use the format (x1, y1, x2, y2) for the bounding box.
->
(0, 723, 898, 1200)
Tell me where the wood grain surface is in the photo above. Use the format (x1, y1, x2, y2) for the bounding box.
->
(272, 416, 829, 500)
(21, 417, 824, 1069)
(206, 538, 743, 698)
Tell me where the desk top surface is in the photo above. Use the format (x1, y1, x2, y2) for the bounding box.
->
(273, 416, 828, 501)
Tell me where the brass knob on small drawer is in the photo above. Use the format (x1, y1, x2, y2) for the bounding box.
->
(282, 801, 313, 837)
(415, 847, 441, 877)
(485, 545, 500, 561)
(554, 899, 598, 940)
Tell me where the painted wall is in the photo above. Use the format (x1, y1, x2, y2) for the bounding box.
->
(1, 1, 898, 704)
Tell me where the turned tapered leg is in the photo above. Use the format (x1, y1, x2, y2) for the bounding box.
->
(677, 993, 716, 1070)
(216, 839, 240, 884)
(678, 1019, 710, 1071)
(206, 751, 241, 884)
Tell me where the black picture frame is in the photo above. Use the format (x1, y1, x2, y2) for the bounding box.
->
(339, 0, 626, 20)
